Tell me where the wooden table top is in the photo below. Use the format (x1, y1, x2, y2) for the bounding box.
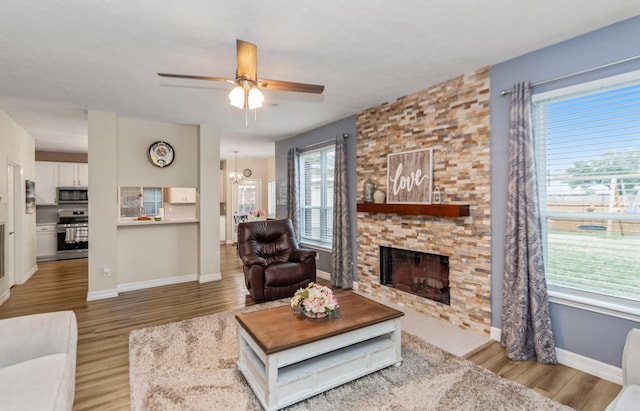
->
(235, 292, 404, 354)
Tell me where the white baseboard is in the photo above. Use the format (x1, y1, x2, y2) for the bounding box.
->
(117, 274, 198, 293)
(316, 270, 359, 290)
(86, 272, 221, 301)
(18, 264, 38, 285)
(0, 289, 10, 305)
(490, 327, 501, 342)
(316, 270, 330, 281)
(199, 272, 222, 283)
(490, 327, 622, 384)
(556, 348, 622, 384)
(87, 288, 119, 301)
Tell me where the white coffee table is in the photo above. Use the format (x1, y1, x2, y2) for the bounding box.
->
(235, 292, 404, 411)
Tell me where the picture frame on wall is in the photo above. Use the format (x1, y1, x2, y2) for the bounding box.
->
(25, 180, 36, 214)
(386, 148, 433, 204)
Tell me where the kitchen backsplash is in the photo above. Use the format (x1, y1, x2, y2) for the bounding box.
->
(163, 203, 196, 219)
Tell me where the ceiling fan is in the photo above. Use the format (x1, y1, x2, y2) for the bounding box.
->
(158, 39, 324, 110)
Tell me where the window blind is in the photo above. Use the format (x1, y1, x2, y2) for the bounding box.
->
(299, 145, 335, 245)
(532, 79, 640, 302)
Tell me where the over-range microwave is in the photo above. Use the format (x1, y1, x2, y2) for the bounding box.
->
(57, 187, 89, 204)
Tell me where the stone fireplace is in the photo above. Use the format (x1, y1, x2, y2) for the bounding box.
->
(355, 67, 491, 335)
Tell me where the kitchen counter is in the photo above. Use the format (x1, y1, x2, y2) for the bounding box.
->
(118, 218, 199, 227)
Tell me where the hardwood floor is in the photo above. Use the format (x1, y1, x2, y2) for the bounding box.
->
(463, 342, 621, 411)
(0, 245, 621, 410)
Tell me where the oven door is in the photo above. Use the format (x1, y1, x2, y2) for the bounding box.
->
(56, 224, 89, 259)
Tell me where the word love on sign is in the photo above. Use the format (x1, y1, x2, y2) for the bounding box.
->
(387, 148, 433, 204)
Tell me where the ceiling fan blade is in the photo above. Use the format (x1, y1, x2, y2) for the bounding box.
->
(258, 78, 325, 94)
(157, 73, 232, 83)
(236, 39, 257, 82)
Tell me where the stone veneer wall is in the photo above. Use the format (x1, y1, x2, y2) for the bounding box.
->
(356, 67, 491, 335)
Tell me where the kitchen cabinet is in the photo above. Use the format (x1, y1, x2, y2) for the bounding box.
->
(35, 162, 58, 204)
(169, 187, 196, 204)
(58, 162, 88, 187)
(36, 224, 57, 260)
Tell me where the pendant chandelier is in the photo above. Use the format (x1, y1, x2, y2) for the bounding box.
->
(229, 150, 243, 184)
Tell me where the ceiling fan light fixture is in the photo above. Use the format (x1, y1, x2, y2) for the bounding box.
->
(247, 87, 264, 110)
(229, 86, 246, 109)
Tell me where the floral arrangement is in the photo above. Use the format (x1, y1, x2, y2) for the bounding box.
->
(249, 209, 266, 218)
(291, 282, 339, 318)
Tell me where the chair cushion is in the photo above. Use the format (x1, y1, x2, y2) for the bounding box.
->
(265, 262, 309, 286)
(0, 353, 75, 411)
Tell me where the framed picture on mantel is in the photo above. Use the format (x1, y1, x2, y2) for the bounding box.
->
(386, 148, 433, 204)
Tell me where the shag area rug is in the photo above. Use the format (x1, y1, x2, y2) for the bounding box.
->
(129, 301, 573, 411)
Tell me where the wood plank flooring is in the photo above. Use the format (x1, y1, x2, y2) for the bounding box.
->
(0, 245, 621, 410)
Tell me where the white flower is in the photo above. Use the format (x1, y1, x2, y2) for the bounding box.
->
(290, 283, 339, 315)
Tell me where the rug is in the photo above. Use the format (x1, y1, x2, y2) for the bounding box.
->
(129, 301, 573, 411)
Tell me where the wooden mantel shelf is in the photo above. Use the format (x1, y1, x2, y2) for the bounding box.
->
(356, 203, 470, 217)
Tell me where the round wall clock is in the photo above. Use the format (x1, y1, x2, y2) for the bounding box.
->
(148, 141, 175, 168)
(243, 168, 252, 177)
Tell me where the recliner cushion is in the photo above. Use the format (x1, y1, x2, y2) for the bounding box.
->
(264, 262, 309, 286)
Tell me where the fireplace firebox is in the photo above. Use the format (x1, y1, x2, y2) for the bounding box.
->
(380, 246, 450, 305)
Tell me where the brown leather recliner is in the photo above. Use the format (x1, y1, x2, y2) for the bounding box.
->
(237, 218, 317, 301)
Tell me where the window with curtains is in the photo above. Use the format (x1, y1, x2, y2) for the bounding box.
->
(532, 72, 640, 310)
(299, 144, 335, 247)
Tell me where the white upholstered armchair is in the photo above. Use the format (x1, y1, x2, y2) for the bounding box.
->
(605, 328, 640, 411)
(0, 311, 78, 411)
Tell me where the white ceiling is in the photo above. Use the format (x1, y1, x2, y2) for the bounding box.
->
(0, 1, 639, 160)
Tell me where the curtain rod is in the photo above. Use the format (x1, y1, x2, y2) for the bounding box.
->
(299, 133, 349, 152)
(500, 54, 640, 96)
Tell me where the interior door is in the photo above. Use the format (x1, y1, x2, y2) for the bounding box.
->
(236, 179, 260, 214)
(232, 179, 261, 241)
(6, 164, 16, 287)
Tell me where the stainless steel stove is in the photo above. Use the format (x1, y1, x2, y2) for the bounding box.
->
(56, 209, 88, 260)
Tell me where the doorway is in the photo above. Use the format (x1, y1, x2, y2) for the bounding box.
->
(231, 179, 261, 241)
(6, 162, 22, 287)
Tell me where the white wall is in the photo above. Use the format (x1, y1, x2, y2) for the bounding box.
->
(0, 108, 37, 303)
(88, 111, 118, 296)
(116, 117, 198, 187)
(87, 112, 220, 299)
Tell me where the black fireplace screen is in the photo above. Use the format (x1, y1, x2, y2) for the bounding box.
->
(380, 246, 450, 305)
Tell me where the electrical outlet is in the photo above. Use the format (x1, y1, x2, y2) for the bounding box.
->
(103, 267, 110, 277)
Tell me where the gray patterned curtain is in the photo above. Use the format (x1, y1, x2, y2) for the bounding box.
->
(287, 147, 300, 240)
(501, 81, 557, 364)
(331, 133, 353, 289)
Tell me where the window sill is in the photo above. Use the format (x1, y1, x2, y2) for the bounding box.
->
(548, 288, 640, 322)
(300, 241, 331, 253)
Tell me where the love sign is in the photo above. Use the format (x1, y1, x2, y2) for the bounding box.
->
(386, 148, 433, 204)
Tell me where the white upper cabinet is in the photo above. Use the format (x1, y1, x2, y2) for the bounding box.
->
(35, 162, 58, 204)
(169, 187, 196, 203)
(58, 162, 88, 186)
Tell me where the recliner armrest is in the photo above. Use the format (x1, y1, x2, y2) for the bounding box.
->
(241, 255, 268, 267)
(289, 248, 317, 263)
